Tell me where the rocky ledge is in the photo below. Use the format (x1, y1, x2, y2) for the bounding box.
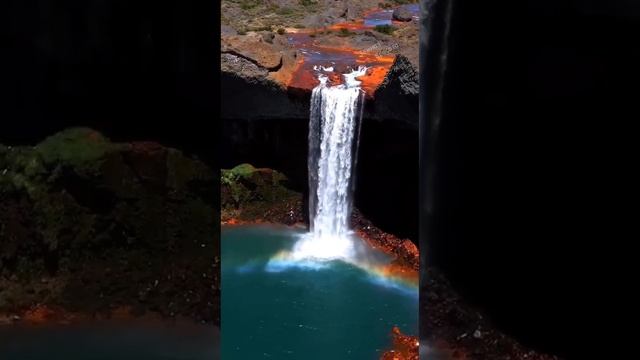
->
(221, 52, 418, 127)
(221, 0, 419, 127)
(0, 129, 219, 326)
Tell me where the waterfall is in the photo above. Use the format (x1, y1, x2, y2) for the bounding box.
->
(291, 66, 367, 261)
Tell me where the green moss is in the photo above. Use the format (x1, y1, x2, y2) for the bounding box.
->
(1, 129, 219, 323)
(299, 0, 317, 6)
(228, 163, 256, 178)
(221, 164, 295, 210)
(249, 25, 272, 32)
(166, 149, 199, 191)
(374, 24, 397, 35)
(240, 0, 259, 10)
(338, 28, 356, 37)
(276, 7, 294, 16)
(0, 147, 48, 198)
(35, 128, 115, 175)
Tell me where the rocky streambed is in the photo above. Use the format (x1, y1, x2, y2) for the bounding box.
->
(221, 0, 420, 126)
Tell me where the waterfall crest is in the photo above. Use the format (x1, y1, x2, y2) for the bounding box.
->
(291, 67, 367, 261)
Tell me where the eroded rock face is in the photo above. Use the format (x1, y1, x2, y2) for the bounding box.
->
(0, 128, 219, 324)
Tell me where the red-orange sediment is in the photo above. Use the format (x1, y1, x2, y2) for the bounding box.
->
(381, 326, 420, 360)
(283, 6, 411, 96)
(286, 47, 394, 97)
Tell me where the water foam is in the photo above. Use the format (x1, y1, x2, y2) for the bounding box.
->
(286, 66, 368, 263)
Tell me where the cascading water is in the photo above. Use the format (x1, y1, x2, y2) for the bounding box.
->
(290, 66, 367, 261)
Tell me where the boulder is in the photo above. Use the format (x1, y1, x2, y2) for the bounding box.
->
(393, 7, 413, 22)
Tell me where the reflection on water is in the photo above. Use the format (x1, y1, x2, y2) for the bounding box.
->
(0, 322, 219, 360)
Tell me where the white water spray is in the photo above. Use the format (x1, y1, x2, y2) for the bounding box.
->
(290, 66, 367, 261)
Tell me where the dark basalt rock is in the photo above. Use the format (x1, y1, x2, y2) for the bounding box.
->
(372, 55, 419, 127)
(220, 70, 310, 120)
(0, 128, 219, 324)
(393, 7, 414, 22)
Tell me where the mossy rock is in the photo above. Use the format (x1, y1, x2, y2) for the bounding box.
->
(0, 128, 219, 323)
(35, 128, 117, 176)
(221, 163, 296, 212)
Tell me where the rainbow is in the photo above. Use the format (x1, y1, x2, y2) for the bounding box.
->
(265, 248, 418, 298)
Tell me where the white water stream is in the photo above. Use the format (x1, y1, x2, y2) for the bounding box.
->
(291, 66, 367, 261)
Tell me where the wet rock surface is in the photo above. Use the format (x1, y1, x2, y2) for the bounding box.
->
(0, 129, 219, 325)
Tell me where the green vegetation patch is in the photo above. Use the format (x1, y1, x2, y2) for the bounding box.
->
(248, 25, 272, 32)
(276, 7, 294, 16)
(221, 164, 293, 209)
(240, 0, 260, 10)
(337, 28, 356, 37)
(35, 128, 117, 176)
(374, 24, 397, 35)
